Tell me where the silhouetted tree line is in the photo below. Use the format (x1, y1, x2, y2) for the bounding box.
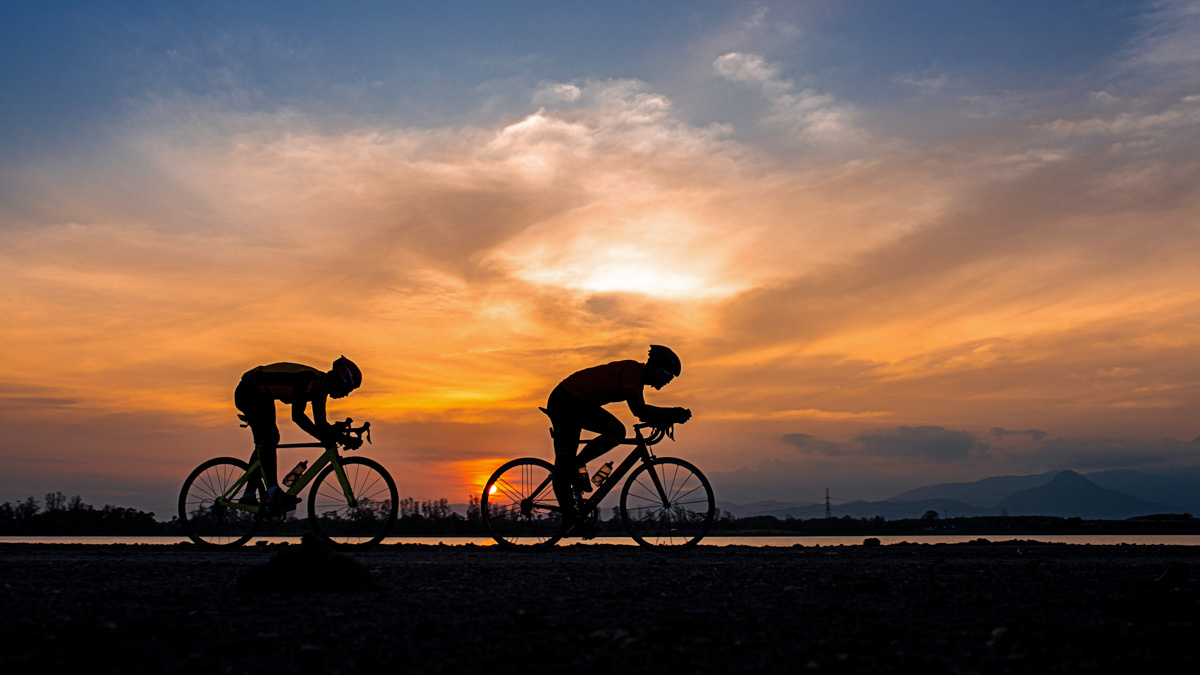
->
(388, 495, 487, 534)
(244, 496, 491, 535)
(0, 492, 492, 536)
(0, 492, 163, 535)
(10, 492, 1195, 537)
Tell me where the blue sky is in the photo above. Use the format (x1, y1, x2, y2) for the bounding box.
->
(3, 1, 1200, 512)
(0, 1, 1159, 153)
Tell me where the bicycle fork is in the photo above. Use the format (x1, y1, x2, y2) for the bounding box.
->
(328, 456, 359, 507)
(641, 459, 673, 509)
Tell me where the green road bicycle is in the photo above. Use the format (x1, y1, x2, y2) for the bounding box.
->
(178, 418, 398, 549)
(481, 420, 715, 551)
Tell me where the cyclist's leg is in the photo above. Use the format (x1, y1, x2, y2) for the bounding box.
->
(547, 388, 623, 535)
(547, 387, 585, 524)
(239, 447, 262, 502)
(570, 408, 623, 538)
(257, 438, 280, 489)
(235, 382, 279, 499)
(576, 406, 624, 465)
(552, 430, 582, 522)
(253, 435, 299, 508)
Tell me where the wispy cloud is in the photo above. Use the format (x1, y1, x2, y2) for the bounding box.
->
(713, 52, 865, 145)
(783, 426, 989, 462)
(1123, 0, 1200, 68)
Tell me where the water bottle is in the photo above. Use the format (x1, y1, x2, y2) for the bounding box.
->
(591, 461, 613, 487)
(282, 460, 308, 487)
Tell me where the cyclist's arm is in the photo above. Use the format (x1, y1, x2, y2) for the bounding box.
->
(625, 387, 650, 419)
(626, 388, 690, 425)
(626, 388, 668, 422)
(291, 395, 331, 441)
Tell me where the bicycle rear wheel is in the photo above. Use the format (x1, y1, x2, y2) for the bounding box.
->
(620, 457, 714, 550)
(308, 456, 398, 549)
(481, 458, 563, 550)
(178, 457, 262, 547)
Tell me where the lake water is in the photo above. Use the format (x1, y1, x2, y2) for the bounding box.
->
(4, 534, 1200, 547)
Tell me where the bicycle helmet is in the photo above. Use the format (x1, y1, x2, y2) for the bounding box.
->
(331, 355, 363, 391)
(647, 345, 681, 377)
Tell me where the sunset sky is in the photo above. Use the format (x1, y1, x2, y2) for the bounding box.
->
(3, 1, 1200, 516)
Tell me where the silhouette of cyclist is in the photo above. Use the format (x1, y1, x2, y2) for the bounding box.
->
(545, 345, 691, 537)
(234, 356, 363, 509)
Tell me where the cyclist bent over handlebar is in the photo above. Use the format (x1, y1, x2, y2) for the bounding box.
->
(234, 356, 363, 509)
(544, 345, 691, 537)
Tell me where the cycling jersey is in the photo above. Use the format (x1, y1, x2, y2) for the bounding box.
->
(558, 360, 644, 406)
(240, 363, 326, 404)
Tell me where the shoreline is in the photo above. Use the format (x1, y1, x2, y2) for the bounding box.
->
(5, 533, 1200, 548)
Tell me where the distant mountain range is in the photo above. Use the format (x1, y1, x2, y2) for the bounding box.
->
(717, 467, 1200, 520)
(993, 470, 1166, 519)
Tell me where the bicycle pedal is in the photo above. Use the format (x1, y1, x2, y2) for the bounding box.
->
(566, 522, 600, 540)
(261, 503, 298, 518)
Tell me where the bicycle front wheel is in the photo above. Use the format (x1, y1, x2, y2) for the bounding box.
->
(308, 456, 398, 549)
(481, 458, 563, 550)
(178, 457, 262, 547)
(620, 457, 714, 550)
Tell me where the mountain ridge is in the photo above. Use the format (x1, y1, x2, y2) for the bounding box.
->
(717, 467, 1200, 519)
(993, 470, 1168, 518)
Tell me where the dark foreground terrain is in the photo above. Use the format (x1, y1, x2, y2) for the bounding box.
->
(2, 540, 1199, 673)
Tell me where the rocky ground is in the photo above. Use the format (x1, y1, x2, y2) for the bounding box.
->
(2, 539, 1199, 673)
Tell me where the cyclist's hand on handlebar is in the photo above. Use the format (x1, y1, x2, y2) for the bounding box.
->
(671, 407, 692, 424)
(321, 428, 352, 447)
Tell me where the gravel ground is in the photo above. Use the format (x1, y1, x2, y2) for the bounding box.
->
(2, 540, 1199, 674)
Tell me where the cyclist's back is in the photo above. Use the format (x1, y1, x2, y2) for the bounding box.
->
(240, 362, 325, 404)
(557, 360, 644, 407)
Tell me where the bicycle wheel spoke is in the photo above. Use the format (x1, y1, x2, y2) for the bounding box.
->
(308, 457, 398, 549)
(620, 458, 714, 550)
(669, 483, 703, 502)
(494, 478, 526, 505)
(179, 458, 261, 547)
(481, 458, 563, 550)
(198, 471, 222, 501)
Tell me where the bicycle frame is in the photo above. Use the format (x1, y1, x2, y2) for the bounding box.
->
(481, 417, 714, 550)
(537, 423, 673, 514)
(215, 419, 371, 515)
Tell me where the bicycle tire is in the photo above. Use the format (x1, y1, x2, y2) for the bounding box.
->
(178, 457, 262, 547)
(307, 456, 398, 549)
(620, 457, 714, 550)
(481, 457, 563, 550)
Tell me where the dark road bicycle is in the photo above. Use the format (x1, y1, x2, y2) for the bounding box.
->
(178, 418, 397, 549)
(481, 418, 715, 551)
